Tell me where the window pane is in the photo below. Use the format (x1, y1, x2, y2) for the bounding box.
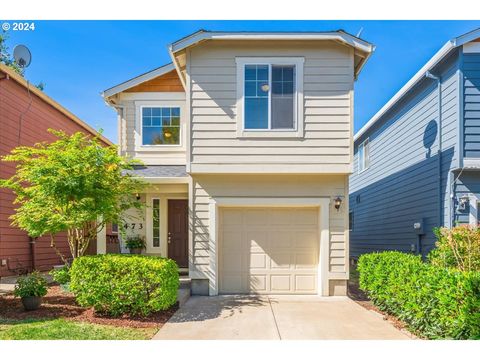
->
(153, 199, 160, 248)
(257, 65, 268, 80)
(151, 117, 161, 126)
(244, 64, 269, 130)
(271, 65, 295, 129)
(245, 81, 257, 96)
(245, 97, 268, 129)
(358, 143, 365, 172)
(245, 65, 256, 80)
(142, 107, 180, 145)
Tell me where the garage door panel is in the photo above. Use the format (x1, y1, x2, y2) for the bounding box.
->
(295, 275, 316, 292)
(220, 207, 319, 294)
(270, 252, 293, 269)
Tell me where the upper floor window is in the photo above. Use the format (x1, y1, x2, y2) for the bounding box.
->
(142, 107, 180, 145)
(244, 64, 296, 130)
(236, 57, 304, 138)
(358, 138, 370, 173)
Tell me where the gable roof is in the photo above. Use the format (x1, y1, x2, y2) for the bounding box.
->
(0, 63, 113, 146)
(354, 27, 480, 143)
(168, 29, 375, 81)
(102, 62, 176, 98)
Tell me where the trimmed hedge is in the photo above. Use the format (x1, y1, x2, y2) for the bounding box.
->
(358, 251, 480, 339)
(70, 254, 179, 316)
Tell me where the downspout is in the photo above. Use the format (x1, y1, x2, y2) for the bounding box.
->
(426, 71, 443, 231)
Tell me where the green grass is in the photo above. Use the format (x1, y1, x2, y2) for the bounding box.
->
(0, 318, 156, 340)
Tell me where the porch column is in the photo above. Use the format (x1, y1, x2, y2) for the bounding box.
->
(96, 218, 107, 254)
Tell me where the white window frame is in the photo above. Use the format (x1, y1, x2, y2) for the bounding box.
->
(235, 57, 304, 138)
(358, 138, 370, 173)
(134, 100, 185, 151)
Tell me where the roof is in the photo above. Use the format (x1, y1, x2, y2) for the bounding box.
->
(123, 165, 188, 178)
(0, 63, 113, 146)
(102, 63, 175, 98)
(354, 27, 480, 143)
(168, 29, 375, 79)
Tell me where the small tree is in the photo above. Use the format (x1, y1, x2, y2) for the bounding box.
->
(0, 130, 145, 262)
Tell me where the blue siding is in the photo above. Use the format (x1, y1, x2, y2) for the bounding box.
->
(463, 53, 480, 158)
(350, 50, 460, 258)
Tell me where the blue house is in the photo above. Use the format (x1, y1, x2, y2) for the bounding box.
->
(349, 28, 480, 258)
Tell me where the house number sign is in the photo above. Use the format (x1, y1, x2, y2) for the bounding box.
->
(123, 223, 144, 230)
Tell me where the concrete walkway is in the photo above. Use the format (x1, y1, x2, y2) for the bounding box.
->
(154, 295, 412, 340)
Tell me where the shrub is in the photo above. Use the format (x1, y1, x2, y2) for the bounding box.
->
(358, 251, 480, 339)
(50, 266, 70, 285)
(14, 272, 48, 298)
(429, 226, 480, 272)
(70, 254, 179, 316)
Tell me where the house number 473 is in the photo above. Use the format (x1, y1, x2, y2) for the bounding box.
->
(123, 223, 143, 230)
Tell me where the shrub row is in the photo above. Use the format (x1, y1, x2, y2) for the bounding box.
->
(70, 254, 179, 316)
(358, 251, 480, 339)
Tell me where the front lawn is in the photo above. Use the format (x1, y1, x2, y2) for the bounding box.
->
(0, 284, 177, 340)
(0, 318, 155, 340)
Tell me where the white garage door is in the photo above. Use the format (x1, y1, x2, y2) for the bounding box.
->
(219, 207, 319, 294)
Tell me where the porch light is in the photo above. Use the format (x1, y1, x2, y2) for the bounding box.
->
(458, 195, 470, 211)
(135, 193, 141, 200)
(334, 197, 342, 211)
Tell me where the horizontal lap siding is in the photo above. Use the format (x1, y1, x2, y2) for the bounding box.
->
(191, 174, 348, 275)
(0, 74, 108, 276)
(349, 51, 459, 258)
(188, 41, 353, 168)
(463, 53, 480, 157)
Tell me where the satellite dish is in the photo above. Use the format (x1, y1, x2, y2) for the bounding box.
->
(13, 45, 32, 68)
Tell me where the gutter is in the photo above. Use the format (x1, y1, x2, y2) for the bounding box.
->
(425, 71, 443, 229)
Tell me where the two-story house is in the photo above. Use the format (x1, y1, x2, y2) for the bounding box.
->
(349, 28, 480, 258)
(102, 30, 374, 296)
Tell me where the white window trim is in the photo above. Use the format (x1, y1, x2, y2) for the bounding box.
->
(146, 196, 162, 254)
(358, 138, 370, 174)
(235, 57, 305, 138)
(134, 101, 185, 151)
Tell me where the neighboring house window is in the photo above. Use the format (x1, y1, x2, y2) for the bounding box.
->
(152, 199, 160, 248)
(111, 223, 118, 234)
(142, 107, 180, 145)
(358, 138, 370, 173)
(349, 211, 354, 231)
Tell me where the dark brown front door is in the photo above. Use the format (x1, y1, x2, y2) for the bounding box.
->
(168, 199, 188, 268)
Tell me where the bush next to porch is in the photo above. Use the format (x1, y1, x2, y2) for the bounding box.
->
(358, 251, 480, 339)
(70, 254, 179, 316)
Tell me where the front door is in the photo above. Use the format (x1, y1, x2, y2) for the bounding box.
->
(168, 199, 188, 268)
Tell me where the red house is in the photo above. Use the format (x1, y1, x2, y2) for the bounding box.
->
(0, 63, 113, 277)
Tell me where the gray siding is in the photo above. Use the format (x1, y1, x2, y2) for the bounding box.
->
(463, 53, 480, 158)
(349, 50, 460, 258)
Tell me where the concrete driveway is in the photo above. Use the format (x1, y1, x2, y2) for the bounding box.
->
(154, 295, 411, 340)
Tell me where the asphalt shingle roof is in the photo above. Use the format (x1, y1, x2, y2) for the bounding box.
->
(123, 165, 187, 178)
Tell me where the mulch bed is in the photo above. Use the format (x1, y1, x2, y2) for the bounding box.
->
(0, 285, 177, 329)
(347, 277, 415, 337)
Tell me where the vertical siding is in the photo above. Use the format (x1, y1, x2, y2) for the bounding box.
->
(188, 40, 353, 172)
(0, 73, 109, 276)
(349, 51, 459, 258)
(463, 53, 480, 158)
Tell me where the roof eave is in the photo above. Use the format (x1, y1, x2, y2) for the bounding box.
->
(354, 27, 480, 143)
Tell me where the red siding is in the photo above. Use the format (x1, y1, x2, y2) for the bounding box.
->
(0, 70, 110, 276)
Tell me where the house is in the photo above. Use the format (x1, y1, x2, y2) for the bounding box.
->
(349, 28, 480, 258)
(101, 30, 374, 296)
(0, 63, 113, 277)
